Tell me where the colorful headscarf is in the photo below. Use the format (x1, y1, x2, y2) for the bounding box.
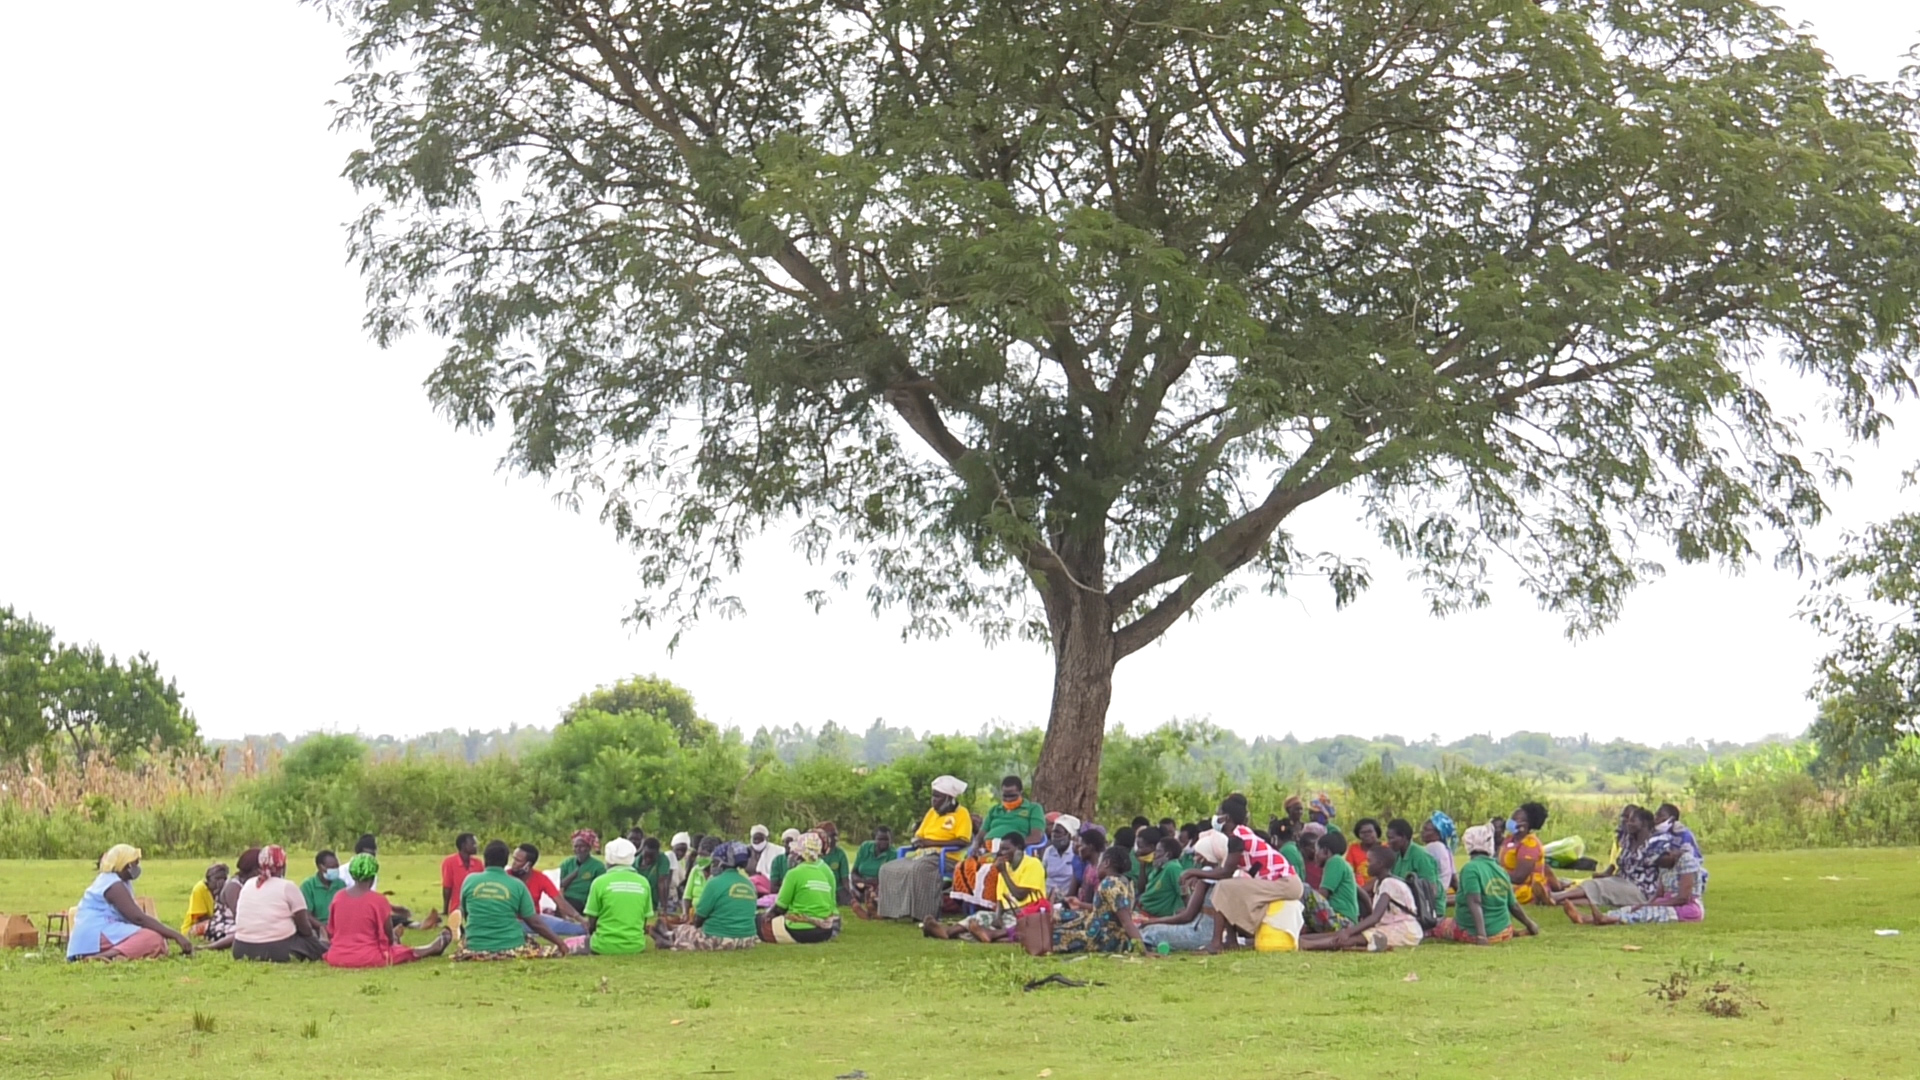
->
(571, 829, 599, 852)
(99, 844, 142, 874)
(1462, 824, 1497, 858)
(255, 845, 288, 887)
(1429, 811, 1457, 847)
(718, 841, 753, 869)
(1309, 793, 1336, 824)
(792, 831, 824, 862)
(347, 853, 379, 882)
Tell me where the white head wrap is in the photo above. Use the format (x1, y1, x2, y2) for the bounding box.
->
(604, 837, 637, 865)
(1192, 829, 1229, 867)
(1053, 814, 1082, 836)
(1462, 824, 1497, 857)
(781, 827, 801, 843)
(931, 774, 968, 798)
(670, 832, 691, 848)
(751, 824, 769, 839)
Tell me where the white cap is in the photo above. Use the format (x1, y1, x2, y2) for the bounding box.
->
(1054, 814, 1082, 836)
(670, 832, 691, 847)
(605, 837, 637, 865)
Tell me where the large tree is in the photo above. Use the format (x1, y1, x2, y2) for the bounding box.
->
(1803, 497, 1920, 772)
(0, 606, 199, 766)
(320, 0, 1920, 813)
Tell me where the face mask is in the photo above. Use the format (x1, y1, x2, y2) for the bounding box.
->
(324, 868, 342, 883)
(126, 865, 142, 881)
(1506, 818, 1521, 834)
(1211, 815, 1227, 831)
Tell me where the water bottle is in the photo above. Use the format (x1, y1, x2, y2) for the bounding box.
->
(1156, 941, 1171, 956)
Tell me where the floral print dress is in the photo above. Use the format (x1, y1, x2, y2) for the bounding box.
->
(1053, 876, 1137, 954)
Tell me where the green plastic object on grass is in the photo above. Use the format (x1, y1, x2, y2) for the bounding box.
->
(1542, 835, 1586, 868)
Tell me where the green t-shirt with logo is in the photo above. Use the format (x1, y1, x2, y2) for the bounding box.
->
(460, 867, 535, 953)
(853, 841, 894, 879)
(584, 866, 654, 955)
(775, 861, 839, 921)
(1393, 842, 1441, 890)
(979, 800, 1047, 847)
(559, 855, 607, 910)
(1456, 854, 1514, 937)
(694, 868, 760, 939)
(1319, 855, 1360, 921)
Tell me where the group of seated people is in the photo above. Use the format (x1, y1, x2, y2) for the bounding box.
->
(60, 779, 1708, 964)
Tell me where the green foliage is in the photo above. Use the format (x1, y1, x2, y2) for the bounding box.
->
(320, 0, 1920, 811)
(526, 708, 747, 835)
(0, 605, 199, 765)
(1804, 506, 1920, 767)
(563, 675, 715, 746)
(1343, 758, 1541, 836)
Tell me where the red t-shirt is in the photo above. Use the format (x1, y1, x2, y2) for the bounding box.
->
(518, 868, 561, 912)
(440, 853, 482, 911)
(324, 888, 412, 969)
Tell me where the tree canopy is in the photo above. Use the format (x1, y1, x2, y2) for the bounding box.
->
(320, 0, 1920, 812)
(0, 606, 199, 765)
(1804, 496, 1920, 773)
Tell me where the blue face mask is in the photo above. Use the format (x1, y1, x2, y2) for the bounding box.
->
(1506, 818, 1521, 834)
(324, 868, 343, 883)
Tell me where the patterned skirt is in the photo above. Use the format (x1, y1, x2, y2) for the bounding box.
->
(662, 924, 758, 951)
(452, 943, 567, 961)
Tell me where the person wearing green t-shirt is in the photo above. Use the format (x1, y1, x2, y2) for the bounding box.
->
(584, 837, 655, 955)
(850, 825, 894, 918)
(816, 822, 853, 904)
(299, 850, 346, 926)
(683, 836, 719, 909)
(655, 842, 760, 951)
(952, 775, 1047, 901)
(559, 831, 608, 912)
(457, 840, 571, 959)
(1438, 825, 1540, 944)
(762, 831, 842, 945)
(1302, 830, 1360, 933)
(635, 838, 674, 909)
(1386, 818, 1442, 890)
(1137, 836, 1188, 917)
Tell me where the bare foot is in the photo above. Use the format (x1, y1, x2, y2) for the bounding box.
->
(417, 910, 442, 931)
(1561, 901, 1588, 925)
(921, 916, 951, 940)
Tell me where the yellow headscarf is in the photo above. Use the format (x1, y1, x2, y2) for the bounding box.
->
(100, 844, 142, 874)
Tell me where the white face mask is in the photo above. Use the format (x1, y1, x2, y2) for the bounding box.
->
(1211, 815, 1227, 831)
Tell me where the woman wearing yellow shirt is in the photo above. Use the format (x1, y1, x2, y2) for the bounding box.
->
(180, 863, 228, 939)
(876, 775, 974, 920)
(922, 830, 1046, 941)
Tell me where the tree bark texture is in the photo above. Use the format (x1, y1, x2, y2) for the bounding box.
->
(1031, 575, 1114, 820)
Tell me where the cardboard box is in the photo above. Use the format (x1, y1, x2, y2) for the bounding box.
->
(0, 913, 38, 949)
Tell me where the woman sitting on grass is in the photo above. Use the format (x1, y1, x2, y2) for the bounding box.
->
(1140, 830, 1229, 953)
(763, 831, 842, 944)
(1501, 802, 1556, 905)
(1344, 818, 1383, 888)
(657, 842, 761, 951)
(455, 840, 574, 960)
(206, 846, 260, 950)
(1185, 793, 1304, 951)
(1564, 833, 1706, 925)
(1551, 806, 1658, 913)
(181, 862, 227, 941)
(233, 845, 329, 962)
(1433, 825, 1541, 944)
(325, 854, 452, 967)
(1300, 844, 1422, 952)
(1420, 813, 1456, 891)
(1052, 845, 1147, 955)
(1301, 830, 1361, 935)
(67, 845, 198, 961)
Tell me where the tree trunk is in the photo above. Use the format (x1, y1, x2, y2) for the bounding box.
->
(1031, 589, 1114, 819)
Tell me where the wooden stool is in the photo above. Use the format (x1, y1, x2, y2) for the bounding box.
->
(43, 911, 69, 947)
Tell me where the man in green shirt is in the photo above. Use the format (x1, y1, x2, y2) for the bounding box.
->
(953, 775, 1046, 902)
(559, 831, 607, 913)
(299, 850, 345, 927)
(458, 840, 572, 958)
(1386, 818, 1442, 889)
(1439, 825, 1541, 944)
(1304, 830, 1361, 931)
(584, 837, 655, 955)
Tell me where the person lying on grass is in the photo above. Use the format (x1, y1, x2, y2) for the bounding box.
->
(922, 829, 1045, 943)
(68, 844, 197, 961)
(656, 842, 761, 951)
(1299, 844, 1423, 952)
(511, 842, 587, 938)
(849, 824, 894, 919)
(233, 845, 329, 963)
(455, 839, 574, 960)
(761, 831, 842, 944)
(325, 853, 451, 968)
(1563, 832, 1706, 926)
(1432, 825, 1541, 944)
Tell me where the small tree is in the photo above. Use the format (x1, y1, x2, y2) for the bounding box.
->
(321, 0, 1920, 812)
(1803, 502, 1920, 771)
(0, 606, 199, 766)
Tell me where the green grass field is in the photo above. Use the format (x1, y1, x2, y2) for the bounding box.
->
(2, 850, 1917, 1079)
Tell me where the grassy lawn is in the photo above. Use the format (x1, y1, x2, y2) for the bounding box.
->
(2, 850, 1918, 1079)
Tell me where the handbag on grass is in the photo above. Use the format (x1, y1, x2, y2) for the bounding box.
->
(1015, 898, 1054, 956)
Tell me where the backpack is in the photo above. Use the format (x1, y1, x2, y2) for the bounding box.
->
(1401, 872, 1442, 932)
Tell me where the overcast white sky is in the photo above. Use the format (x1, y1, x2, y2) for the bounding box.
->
(3, 2, 1916, 747)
